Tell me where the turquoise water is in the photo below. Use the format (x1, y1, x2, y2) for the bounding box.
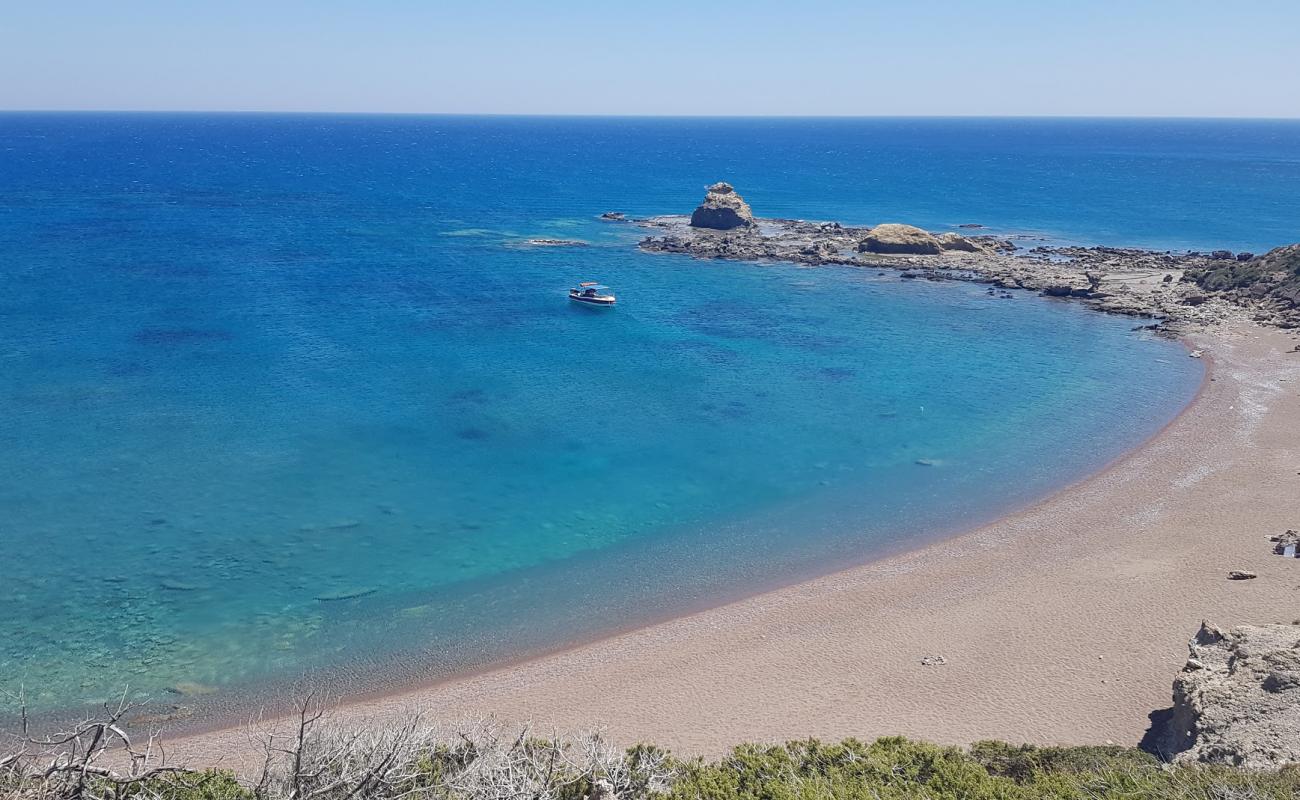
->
(0, 114, 1258, 722)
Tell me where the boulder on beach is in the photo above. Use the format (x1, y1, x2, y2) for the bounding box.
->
(689, 182, 756, 230)
(858, 223, 944, 255)
(1163, 621, 1300, 768)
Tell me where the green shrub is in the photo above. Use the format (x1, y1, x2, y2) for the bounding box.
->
(663, 739, 1300, 800)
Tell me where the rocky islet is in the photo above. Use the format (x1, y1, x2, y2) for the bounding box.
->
(642, 183, 1300, 331)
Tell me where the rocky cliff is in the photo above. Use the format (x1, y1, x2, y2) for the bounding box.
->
(689, 182, 755, 230)
(1163, 621, 1300, 768)
(1188, 243, 1300, 316)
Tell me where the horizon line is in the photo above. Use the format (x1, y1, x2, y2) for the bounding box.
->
(2, 109, 1299, 122)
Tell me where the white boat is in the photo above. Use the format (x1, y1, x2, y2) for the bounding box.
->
(569, 281, 616, 307)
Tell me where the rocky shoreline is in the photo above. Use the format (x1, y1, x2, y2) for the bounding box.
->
(631, 184, 1300, 332)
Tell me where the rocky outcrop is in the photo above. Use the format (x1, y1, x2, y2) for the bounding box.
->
(1187, 243, 1300, 322)
(858, 223, 944, 255)
(689, 182, 755, 230)
(638, 201, 1300, 329)
(936, 232, 981, 253)
(522, 238, 589, 248)
(1255, 244, 1300, 308)
(1164, 621, 1300, 768)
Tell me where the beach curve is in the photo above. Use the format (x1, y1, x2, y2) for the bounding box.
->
(160, 320, 1300, 769)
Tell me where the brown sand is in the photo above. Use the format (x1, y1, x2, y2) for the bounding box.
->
(169, 321, 1300, 767)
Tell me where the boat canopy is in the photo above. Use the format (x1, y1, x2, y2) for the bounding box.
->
(574, 282, 610, 291)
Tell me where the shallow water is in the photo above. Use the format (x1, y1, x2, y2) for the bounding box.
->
(0, 114, 1259, 721)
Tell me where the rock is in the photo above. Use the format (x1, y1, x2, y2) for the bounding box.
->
(128, 705, 195, 727)
(689, 182, 755, 230)
(958, 223, 984, 229)
(587, 778, 617, 800)
(1188, 350, 1204, 358)
(1043, 283, 1092, 298)
(1236, 252, 1255, 261)
(167, 681, 218, 697)
(920, 655, 947, 666)
(971, 236, 1017, 253)
(637, 205, 1300, 330)
(858, 223, 943, 255)
(1211, 250, 1235, 260)
(936, 232, 980, 252)
(1164, 621, 1300, 767)
(522, 238, 589, 248)
(1227, 570, 1256, 580)
(599, 212, 626, 222)
(315, 587, 378, 602)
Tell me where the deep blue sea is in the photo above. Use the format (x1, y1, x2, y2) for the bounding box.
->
(4, 114, 1295, 722)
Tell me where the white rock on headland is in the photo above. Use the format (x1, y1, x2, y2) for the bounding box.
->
(689, 182, 755, 230)
(857, 223, 944, 255)
(1164, 621, 1300, 768)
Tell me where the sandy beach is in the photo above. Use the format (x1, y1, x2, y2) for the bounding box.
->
(167, 320, 1300, 768)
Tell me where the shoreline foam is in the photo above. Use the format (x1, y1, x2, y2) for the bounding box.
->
(162, 320, 1300, 769)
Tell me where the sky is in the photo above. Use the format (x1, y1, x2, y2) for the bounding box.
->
(1, 0, 1297, 117)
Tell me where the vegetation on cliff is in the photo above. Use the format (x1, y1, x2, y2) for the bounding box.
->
(1186, 244, 1300, 309)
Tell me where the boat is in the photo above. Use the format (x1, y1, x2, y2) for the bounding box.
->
(569, 281, 616, 307)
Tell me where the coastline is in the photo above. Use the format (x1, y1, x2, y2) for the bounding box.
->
(163, 319, 1300, 768)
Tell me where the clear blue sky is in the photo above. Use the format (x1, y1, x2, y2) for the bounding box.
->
(2, 0, 1296, 116)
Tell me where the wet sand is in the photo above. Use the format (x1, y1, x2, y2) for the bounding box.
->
(168, 321, 1300, 767)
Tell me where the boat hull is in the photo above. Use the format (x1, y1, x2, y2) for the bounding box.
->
(569, 293, 615, 307)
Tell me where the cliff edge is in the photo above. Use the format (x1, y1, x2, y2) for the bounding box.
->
(1164, 621, 1300, 768)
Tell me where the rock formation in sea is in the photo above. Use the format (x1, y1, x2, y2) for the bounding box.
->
(689, 182, 755, 230)
(1163, 621, 1300, 767)
(637, 195, 1300, 329)
(521, 238, 590, 248)
(857, 223, 944, 255)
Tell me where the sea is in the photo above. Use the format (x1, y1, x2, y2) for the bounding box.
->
(2, 114, 1296, 724)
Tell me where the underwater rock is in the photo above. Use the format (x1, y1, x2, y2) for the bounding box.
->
(522, 238, 589, 247)
(315, 587, 378, 602)
(166, 681, 218, 697)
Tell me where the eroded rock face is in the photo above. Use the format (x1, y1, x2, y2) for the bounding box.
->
(1164, 621, 1300, 768)
(936, 232, 981, 253)
(689, 182, 755, 230)
(858, 223, 944, 255)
